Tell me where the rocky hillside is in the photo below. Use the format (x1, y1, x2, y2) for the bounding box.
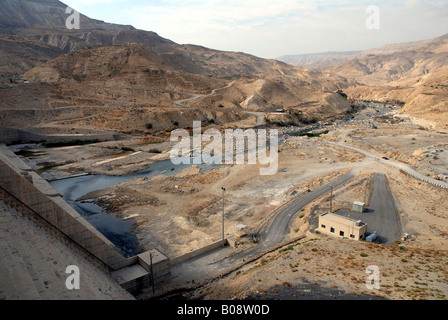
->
(0, 34, 64, 77)
(21, 42, 351, 119)
(345, 65, 448, 129)
(0, 0, 354, 133)
(280, 34, 448, 86)
(277, 51, 361, 68)
(311, 34, 448, 86)
(289, 33, 448, 129)
(0, 0, 353, 91)
(0, 0, 132, 32)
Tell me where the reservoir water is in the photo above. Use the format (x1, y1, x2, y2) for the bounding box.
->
(48, 135, 281, 257)
(50, 159, 224, 257)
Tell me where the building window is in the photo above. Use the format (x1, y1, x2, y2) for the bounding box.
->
(350, 234, 355, 239)
(340, 231, 345, 237)
(321, 224, 326, 229)
(330, 227, 335, 233)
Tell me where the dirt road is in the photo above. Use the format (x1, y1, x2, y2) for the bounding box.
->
(173, 81, 266, 127)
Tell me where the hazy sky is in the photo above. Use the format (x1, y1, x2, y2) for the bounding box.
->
(62, 0, 448, 59)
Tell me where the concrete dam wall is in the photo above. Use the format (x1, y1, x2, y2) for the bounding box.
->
(0, 144, 130, 270)
(0, 144, 171, 293)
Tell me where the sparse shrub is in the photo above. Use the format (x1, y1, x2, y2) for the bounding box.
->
(299, 130, 329, 138)
(42, 139, 99, 148)
(79, 51, 92, 58)
(267, 120, 295, 127)
(336, 89, 348, 99)
(121, 146, 135, 152)
(360, 253, 368, 257)
(279, 245, 295, 253)
(149, 149, 161, 154)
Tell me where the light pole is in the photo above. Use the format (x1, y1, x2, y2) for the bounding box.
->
(330, 185, 334, 213)
(149, 251, 155, 294)
(221, 187, 226, 247)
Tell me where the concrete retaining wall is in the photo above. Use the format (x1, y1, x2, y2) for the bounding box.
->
(170, 239, 227, 266)
(0, 127, 118, 145)
(399, 168, 448, 190)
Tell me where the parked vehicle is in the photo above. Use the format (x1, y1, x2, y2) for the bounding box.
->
(366, 232, 379, 243)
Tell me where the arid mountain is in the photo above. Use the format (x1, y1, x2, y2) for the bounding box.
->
(277, 51, 361, 68)
(189, 76, 351, 123)
(279, 34, 448, 87)
(0, 0, 353, 91)
(307, 34, 448, 86)
(23, 43, 224, 93)
(2, 43, 250, 132)
(0, 34, 64, 77)
(19, 43, 351, 129)
(279, 33, 448, 129)
(0, 0, 133, 32)
(344, 65, 448, 129)
(0, 0, 354, 134)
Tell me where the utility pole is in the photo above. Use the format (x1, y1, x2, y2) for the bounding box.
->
(330, 185, 334, 213)
(221, 187, 226, 247)
(149, 251, 155, 294)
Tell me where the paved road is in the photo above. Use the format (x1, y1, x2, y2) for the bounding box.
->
(259, 172, 355, 246)
(173, 92, 204, 108)
(368, 173, 401, 244)
(169, 172, 355, 287)
(336, 173, 400, 244)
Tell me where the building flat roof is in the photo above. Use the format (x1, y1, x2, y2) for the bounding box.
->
(320, 212, 366, 227)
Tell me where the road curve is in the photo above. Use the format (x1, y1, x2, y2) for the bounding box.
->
(168, 172, 355, 288)
(258, 172, 355, 246)
(173, 92, 204, 108)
